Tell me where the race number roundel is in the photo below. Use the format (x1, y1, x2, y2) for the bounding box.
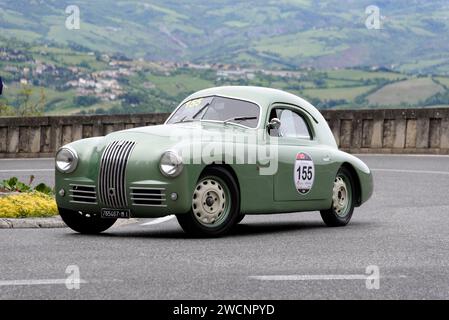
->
(294, 152, 315, 195)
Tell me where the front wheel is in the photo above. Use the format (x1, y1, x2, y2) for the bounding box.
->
(236, 213, 246, 224)
(59, 208, 117, 234)
(320, 166, 355, 227)
(176, 167, 240, 237)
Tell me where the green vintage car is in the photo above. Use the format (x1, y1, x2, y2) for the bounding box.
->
(55, 86, 373, 236)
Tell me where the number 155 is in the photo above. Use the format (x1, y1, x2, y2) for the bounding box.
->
(297, 166, 312, 180)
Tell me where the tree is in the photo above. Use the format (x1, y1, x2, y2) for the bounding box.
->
(15, 86, 46, 116)
(0, 100, 15, 116)
(74, 95, 100, 107)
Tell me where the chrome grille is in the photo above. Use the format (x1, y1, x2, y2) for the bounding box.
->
(98, 140, 136, 208)
(69, 184, 97, 204)
(130, 187, 167, 207)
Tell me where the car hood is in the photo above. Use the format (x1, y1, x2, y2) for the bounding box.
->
(67, 121, 261, 172)
(105, 122, 257, 143)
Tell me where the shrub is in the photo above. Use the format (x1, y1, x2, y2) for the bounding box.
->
(73, 95, 100, 107)
(0, 192, 58, 218)
(0, 176, 53, 195)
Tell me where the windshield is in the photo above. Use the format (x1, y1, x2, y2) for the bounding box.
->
(167, 96, 260, 128)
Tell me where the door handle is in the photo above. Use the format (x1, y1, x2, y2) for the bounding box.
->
(323, 155, 331, 162)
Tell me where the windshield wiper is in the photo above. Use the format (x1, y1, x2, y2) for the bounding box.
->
(191, 101, 212, 120)
(173, 101, 212, 124)
(223, 116, 257, 125)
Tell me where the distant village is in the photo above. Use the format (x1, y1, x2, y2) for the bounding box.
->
(0, 47, 308, 103)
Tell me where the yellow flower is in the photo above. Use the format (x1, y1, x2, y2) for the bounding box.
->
(0, 192, 58, 218)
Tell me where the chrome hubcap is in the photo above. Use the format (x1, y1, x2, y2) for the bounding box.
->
(332, 176, 349, 217)
(192, 179, 226, 225)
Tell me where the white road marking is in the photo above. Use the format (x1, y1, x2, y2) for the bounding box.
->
(371, 168, 449, 175)
(0, 158, 54, 161)
(0, 169, 53, 173)
(140, 215, 175, 226)
(249, 274, 406, 281)
(249, 275, 367, 281)
(0, 279, 87, 286)
(356, 154, 449, 158)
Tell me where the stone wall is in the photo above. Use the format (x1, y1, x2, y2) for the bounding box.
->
(0, 108, 448, 158)
(322, 108, 449, 154)
(0, 113, 169, 158)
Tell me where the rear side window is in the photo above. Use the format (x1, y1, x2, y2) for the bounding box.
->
(269, 108, 312, 139)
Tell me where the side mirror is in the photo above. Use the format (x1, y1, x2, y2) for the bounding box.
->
(268, 118, 281, 130)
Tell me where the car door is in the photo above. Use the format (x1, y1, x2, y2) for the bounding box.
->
(269, 105, 334, 202)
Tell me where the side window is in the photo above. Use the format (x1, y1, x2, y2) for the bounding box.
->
(270, 108, 311, 139)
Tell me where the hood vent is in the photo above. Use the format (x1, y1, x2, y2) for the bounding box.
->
(130, 187, 167, 207)
(69, 184, 97, 204)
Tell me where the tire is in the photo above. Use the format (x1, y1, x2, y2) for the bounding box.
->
(59, 208, 117, 234)
(176, 166, 240, 237)
(320, 166, 355, 227)
(236, 213, 246, 224)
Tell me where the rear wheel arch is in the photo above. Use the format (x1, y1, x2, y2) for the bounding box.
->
(341, 162, 362, 206)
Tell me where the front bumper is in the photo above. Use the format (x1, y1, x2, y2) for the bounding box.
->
(56, 176, 193, 218)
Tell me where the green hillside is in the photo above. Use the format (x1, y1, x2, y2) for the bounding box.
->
(2, 37, 449, 115)
(2, 1, 449, 115)
(1, 0, 449, 73)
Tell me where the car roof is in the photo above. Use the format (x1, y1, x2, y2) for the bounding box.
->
(182, 86, 324, 122)
(177, 86, 337, 148)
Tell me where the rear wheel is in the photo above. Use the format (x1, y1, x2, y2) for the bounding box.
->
(320, 166, 355, 227)
(176, 167, 240, 237)
(59, 208, 116, 234)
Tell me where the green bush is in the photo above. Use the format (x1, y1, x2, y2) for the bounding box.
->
(0, 176, 53, 195)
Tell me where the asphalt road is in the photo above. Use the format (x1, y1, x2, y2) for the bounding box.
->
(0, 155, 449, 299)
(0, 158, 54, 188)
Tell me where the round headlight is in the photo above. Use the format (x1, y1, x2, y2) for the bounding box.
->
(159, 151, 183, 177)
(55, 147, 78, 173)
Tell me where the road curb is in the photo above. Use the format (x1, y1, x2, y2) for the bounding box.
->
(0, 216, 66, 229)
(0, 216, 139, 229)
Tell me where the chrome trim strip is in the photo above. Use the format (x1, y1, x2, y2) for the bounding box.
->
(69, 183, 96, 188)
(69, 200, 98, 205)
(131, 204, 167, 208)
(69, 194, 96, 199)
(69, 189, 96, 194)
(99, 141, 114, 206)
(130, 193, 166, 197)
(131, 198, 166, 202)
(130, 187, 166, 190)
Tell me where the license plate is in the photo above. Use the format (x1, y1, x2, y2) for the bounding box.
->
(101, 208, 130, 219)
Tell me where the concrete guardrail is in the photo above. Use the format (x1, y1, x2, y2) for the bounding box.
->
(0, 108, 448, 158)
